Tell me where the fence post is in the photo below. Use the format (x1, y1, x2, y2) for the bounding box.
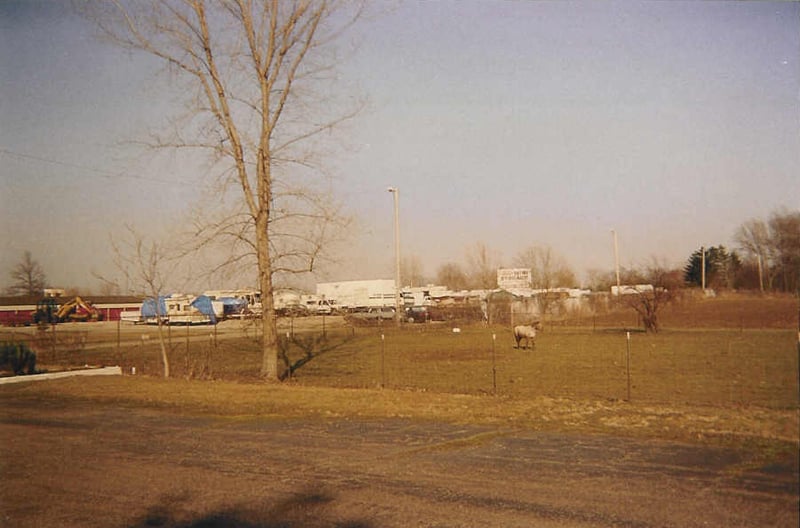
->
(625, 331, 632, 401)
(491, 333, 497, 395)
(51, 324, 56, 361)
(381, 333, 385, 389)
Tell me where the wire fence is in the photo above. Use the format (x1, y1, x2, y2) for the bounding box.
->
(1, 320, 798, 410)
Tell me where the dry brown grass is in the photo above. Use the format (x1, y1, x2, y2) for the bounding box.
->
(573, 291, 798, 330)
(1, 293, 797, 459)
(3, 373, 796, 460)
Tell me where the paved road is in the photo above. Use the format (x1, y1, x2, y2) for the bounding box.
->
(1, 397, 797, 527)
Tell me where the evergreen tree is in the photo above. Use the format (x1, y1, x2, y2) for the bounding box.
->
(684, 246, 739, 289)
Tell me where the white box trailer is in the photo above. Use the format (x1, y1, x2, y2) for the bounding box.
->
(316, 279, 397, 310)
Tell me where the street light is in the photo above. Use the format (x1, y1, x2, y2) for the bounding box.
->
(388, 187, 401, 326)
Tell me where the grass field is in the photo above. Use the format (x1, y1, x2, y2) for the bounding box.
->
(2, 294, 798, 454)
(288, 325, 798, 408)
(7, 320, 795, 408)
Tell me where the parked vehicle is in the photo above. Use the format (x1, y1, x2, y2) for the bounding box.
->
(370, 306, 396, 320)
(346, 306, 396, 323)
(31, 296, 103, 324)
(276, 304, 308, 317)
(56, 296, 103, 322)
(304, 298, 334, 315)
(405, 306, 430, 323)
(33, 298, 59, 324)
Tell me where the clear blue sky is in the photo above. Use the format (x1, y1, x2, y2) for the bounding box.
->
(1, 1, 798, 292)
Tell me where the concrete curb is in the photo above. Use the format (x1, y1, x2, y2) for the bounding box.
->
(0, 366, 122, 385)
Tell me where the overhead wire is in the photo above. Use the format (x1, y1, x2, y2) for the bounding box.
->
(0, 147, 198, 187)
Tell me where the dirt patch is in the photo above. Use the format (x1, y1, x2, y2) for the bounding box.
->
(1, 393, 797, 528)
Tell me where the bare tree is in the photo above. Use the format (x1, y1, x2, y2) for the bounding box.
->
(768, 209, 800, 294)
(86, 1, 365, 380)
(435, 262, 469, 291)
(735, 209, 800, 293)
(735, 218, 771, 292)
(509, 245, 575, 321)
(105, 226, 174, 377)
(587, 267, 649, 293)
(97, 279, 122, 297)
(465, 242, 500, 289)
(512, 245, 576, 289)
(401, 255, 425, 288)
(622, 260, 682, 333)
(7, 251, 47, 296)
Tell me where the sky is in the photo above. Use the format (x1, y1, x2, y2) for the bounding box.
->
(1, 1, 798, 293)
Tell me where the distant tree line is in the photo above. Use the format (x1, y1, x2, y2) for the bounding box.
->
(5, 209, 797, 299)
(425, 242, 579, 292)
(681, 209, 799, 293)
(422, 208, 799, 296)
(732, 209, 800, 293)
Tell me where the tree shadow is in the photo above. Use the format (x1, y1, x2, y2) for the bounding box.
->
(278, 332, 355, 381)
(129, 488, 372, 528)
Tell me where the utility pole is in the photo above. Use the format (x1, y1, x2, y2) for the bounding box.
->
(611, 229, 621, 294)
(388, 187, 401, 327)
(701, 246, 706, 291)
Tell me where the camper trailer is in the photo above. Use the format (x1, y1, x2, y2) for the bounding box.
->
(203, 289, 261, 317)
(141, 294, 217, 325)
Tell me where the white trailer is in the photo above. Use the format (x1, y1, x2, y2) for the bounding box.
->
(316, 279, 397, 310)
(274, 289, 303, 310)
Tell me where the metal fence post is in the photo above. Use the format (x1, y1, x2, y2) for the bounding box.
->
(626, 331, 632, 402)
(491, 333, 497, 395)
(380, 333, 386, 389)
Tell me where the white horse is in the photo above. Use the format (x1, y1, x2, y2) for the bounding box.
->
(513, 323, 540, 349)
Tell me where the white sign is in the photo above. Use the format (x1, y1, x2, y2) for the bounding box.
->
(497, 268, 532, 289)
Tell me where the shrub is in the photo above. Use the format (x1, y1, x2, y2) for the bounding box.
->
(0, 341, 38, 375)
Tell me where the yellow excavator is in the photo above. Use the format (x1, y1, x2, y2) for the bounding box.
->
(55, 296, 102, 322)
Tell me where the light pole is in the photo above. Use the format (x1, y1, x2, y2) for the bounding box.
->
(611, 229, 621, 294)
(701, 246, 706, 291)
(388, 187, 401, 327)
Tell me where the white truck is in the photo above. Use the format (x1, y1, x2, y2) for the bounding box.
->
(316, 279, 398, 311)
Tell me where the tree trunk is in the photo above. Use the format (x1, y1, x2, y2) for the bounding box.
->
(257, 214, 280, 380)
(156, 318, 170, 378)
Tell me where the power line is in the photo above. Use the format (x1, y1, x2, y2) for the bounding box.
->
(0, 147, 197, 187)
